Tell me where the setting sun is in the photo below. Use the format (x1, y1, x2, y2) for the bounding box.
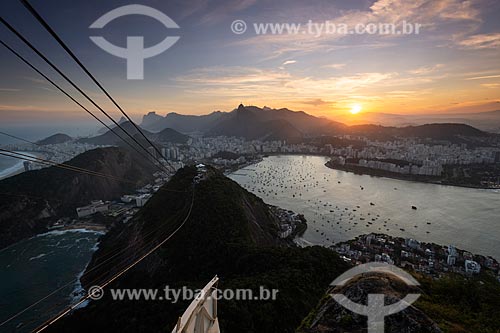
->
(350, 104, 362, 115)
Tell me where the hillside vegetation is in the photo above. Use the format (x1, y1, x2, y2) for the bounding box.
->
(48, 167, 349, 333)
(0, 147, 156, 248)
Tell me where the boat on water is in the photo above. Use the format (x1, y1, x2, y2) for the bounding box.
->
(412, 206, 417, 210)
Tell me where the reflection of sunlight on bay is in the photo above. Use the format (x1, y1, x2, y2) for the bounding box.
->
(230, 155, 500, 259)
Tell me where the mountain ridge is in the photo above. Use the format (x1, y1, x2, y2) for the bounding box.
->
(206, 104, 304, 141)
(47, 166, 350, 332)
(40, 166, 499, 332)
(140, 105, 491, 141)
(338, 110, 500, 132)
(0, 147, 156, 249)
(37, 133, 73, 145)
(78, 122, 189, 146)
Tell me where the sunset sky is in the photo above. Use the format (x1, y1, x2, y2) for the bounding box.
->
(1, 0, 500, 127)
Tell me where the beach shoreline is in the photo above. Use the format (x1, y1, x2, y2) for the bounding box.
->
(0, 151, 45, 180)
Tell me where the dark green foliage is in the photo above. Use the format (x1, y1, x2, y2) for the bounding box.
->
(0, 147, 156, 248)
(416, 273, 500, 333)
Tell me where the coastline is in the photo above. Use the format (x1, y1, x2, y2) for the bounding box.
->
(324, 160, 500, 190)
(55, 224, 108, 232)
(229, 154, 500, 258)
(230, 153, 499, 190)
(36, 227, 106, 238)
(3, 153, 498, 258)
(0, 151, 45, 180)
(0, 229, 102, 331)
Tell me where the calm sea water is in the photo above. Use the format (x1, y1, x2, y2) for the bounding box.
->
(0, 230, 102, 332)
(230, 155, 500, 259)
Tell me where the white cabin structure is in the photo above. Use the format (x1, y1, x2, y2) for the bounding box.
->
(171, 276, 220, 333)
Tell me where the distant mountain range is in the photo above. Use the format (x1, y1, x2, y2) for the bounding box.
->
(96, 116, 128, 134)
(78, 122, 189, 146)
(37, 133, 73, 145)
(346, 123, 489, 141)
(140, 104, 493, 142)
(142, 104, 345, 140)
(141, 111, 226, 133)
(336, 110, 500, 133)
(206, 104, 305, 142)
